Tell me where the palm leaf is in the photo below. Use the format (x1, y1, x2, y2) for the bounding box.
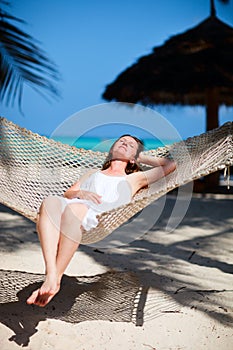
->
(0, 4, 60, 109)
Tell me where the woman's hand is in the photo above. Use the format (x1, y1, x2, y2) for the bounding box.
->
(137, 152, 174, 167)
(76, 190, 102, 204)
(64, 185, 102, 204)
(136, 152, 155, 165)
(136, 152, 145, 164)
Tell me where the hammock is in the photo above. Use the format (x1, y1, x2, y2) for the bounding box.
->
(0, 269, 143, 327)
(0, 117, 232, 244)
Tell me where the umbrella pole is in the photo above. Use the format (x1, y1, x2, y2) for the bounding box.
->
(206, 87, 219, 131)
(204, 88, 220, 191)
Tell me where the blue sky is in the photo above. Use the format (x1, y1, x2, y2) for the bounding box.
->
(1, 0, 233, 141)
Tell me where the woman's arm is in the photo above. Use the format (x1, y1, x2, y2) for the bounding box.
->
(138, 153, 176, 187)
(64, 169, 96, 198)
(128, 153, 176, 194)
(63, 180, 81, 199)
(63, 170, 101, 204)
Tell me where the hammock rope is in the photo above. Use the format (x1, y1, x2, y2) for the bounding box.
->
(0, 117, 232, 244)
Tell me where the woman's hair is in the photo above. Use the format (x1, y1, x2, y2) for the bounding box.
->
(102, 134, 144, 174)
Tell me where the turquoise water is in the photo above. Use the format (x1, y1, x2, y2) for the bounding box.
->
(52, 136, 177, 152)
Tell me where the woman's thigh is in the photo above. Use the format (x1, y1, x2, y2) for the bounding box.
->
(61, 203, 88, 225)
(60, 203, 88, 241)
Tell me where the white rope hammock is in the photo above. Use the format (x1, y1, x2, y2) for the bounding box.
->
(0, 117, 232, 244)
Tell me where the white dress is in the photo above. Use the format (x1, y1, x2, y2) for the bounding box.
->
(62, 171, 132, 231)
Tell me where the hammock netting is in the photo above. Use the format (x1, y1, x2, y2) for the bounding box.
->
(0, 117, 232, 244)
(0, 269, 143, 326)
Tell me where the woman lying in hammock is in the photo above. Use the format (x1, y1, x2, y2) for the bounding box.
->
(27, 134, 176, 307)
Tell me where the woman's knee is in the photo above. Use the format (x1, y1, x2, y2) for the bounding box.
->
(39, 195, 63, 214)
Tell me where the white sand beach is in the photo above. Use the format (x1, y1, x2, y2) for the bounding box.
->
(0, 194, 233, 350)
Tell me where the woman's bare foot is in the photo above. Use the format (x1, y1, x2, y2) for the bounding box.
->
(27, 273, 61, 307)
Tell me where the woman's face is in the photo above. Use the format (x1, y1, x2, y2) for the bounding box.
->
(111, 136, 139, 162)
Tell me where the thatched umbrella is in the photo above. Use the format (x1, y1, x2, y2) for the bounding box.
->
(102, 0, 233, 190)
(102, 0, 233, 133)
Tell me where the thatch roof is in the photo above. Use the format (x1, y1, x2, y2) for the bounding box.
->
(102, 14, 233, 107)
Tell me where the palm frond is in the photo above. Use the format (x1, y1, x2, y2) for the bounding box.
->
(0, 4, 60, 109)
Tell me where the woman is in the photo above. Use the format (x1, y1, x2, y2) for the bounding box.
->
(27, 134, 176, 307)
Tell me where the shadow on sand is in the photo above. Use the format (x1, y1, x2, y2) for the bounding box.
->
(0, 269, 145, 347)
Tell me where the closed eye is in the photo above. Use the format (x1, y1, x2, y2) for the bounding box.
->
(119, 138, 136, 149)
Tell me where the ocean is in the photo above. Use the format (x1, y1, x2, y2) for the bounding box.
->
(51, 136, 177, 152)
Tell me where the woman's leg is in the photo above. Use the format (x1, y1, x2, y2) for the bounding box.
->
(27, 234, 80, 307)
(55, 203, 87, 280)
(27, 200, 87, 307)
(27, 195, 63, 306)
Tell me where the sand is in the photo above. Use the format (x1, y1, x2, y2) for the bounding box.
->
(0, 194, 233, 350)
